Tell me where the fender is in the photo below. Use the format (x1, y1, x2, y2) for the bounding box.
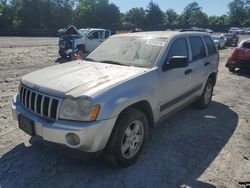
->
(93, 68, 160, 122)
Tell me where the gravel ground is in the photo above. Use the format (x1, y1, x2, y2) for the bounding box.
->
(0, 36, 249, 188)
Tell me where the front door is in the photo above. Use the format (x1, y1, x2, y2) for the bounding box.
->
(158, 37, 192, 117)
(188, 36, 207, 92)
(86, 31, 105, 52)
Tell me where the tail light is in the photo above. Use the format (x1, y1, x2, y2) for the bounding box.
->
(228, 48, 239, 61)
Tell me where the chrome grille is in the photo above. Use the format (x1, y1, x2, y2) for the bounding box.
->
(19, 85, 61, 120)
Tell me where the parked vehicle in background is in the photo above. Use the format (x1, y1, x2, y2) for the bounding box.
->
(58, 25, 111, 58)
(245, 29, 250, 35)
(229, 27, 245, 34)
(212, 35, 226, 49)
(12, 31, 219, 167)
(226, 39, 250, 72)
(180, 27, 213, 34)
(57, 28, 66, 37)
(221, 33, 239, 46)
(229, 27, 250, 35)
(205, 28, 213, 34)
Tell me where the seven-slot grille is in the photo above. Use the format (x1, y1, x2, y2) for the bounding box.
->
(19, 85, 61, 120)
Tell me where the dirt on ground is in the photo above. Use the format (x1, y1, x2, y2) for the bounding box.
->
(0, 36, 249, 188)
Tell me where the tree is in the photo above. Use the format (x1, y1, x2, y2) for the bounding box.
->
(189, 10, 208, 27)
(181, 2, 208, 27)
(7, 0, 75, 29)
(228, 0, 247, 26)
(75, 0, 120, 28)
(146, 1, 164, 27)
(165, 9, 178, 25)
(125, 7, 145, 27)
(95, 2, 121, 27)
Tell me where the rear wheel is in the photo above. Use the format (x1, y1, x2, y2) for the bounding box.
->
(59, 50, 67, 58)
(229, 66, 235, 72)
(77, 48, 85, 58)
(103, 108, 148, 167)
(194, 78, 214, 109)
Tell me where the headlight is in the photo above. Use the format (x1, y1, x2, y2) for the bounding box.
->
(59, 96, 100, 121)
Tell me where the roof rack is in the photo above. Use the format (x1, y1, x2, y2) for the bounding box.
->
(179, 29, 206, 32)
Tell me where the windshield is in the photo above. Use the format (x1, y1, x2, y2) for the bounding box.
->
(79, 29, 90, 37)
(223, 34, 232, 37)
(213, 36, 219, 40)
(85, 36, 167, 68)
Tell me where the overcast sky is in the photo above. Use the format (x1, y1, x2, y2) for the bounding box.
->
(110, 0, 230, 16)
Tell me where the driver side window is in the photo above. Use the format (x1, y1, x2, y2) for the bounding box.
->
(91, 31, 100, 39)
(167, 38, 189, 62)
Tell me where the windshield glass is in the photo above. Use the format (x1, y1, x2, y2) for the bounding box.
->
(85, 36, 167, 68)
(223, 34, 232, 37)
(79, 29, 90, 37)
(213, 36, 219, 40)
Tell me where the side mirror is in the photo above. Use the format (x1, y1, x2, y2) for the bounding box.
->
(163, 56, 189, 71)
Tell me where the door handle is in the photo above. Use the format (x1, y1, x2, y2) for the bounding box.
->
(185, 69, 193, 75)
(204, 62, 210, 66)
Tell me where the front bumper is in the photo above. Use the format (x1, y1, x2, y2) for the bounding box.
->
(59, 48, 73, 56)
(12, 94, 117, 152)
(226, 61, 250, 69)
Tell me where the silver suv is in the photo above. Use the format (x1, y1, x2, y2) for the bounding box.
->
(12, 31, 219, 167)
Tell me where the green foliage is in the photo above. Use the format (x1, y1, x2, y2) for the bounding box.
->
(181, 2, 208, 27)
(228, 0, 247, 26)
(146, 1, 164, 26)
(125, 7, 145, 27)
(75, 0, 120, 28)
(1, 0, 250, 31)
(165, 9, 178, 25)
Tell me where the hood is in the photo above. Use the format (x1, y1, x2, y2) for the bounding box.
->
(65, 25, 81, 36)
(21, 60, 148, 98)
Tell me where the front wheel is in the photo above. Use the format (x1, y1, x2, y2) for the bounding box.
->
(194, 78, 214, 109)
(103, 108, 149, 167)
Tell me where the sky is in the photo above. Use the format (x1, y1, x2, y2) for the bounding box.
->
(110, 0, 230, 16)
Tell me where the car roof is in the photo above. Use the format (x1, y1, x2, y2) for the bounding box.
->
(111, 31, 211, 39)
(79, 28, 108, 31)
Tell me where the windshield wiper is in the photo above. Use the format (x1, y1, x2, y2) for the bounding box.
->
(99, 60, 128, 66)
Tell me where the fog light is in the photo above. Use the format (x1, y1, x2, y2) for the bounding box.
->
(66, 133, 80, 146)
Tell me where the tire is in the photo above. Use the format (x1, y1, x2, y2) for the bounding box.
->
(103, 108, 149, 167)
(229, 67, 235, 72)
(59, 50, 67, 58)
(76, 48, 85, 58)
(77, 45, 85, 58)
(194, 78, 214, 109)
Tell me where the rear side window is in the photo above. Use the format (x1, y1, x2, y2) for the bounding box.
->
(167, 38, 189, 61)
(204, 36, 217, 55)
(189, 36, 206, 61)
(105, 31, 110, 38)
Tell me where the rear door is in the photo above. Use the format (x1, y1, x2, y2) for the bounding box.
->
(203, 36, 219, 77)
(188, 36, 207, 93)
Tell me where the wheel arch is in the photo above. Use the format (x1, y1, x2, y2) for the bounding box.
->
(76, 44, 85, 50)
(117, 100, 155, 127)
(208, 72, 217, 86)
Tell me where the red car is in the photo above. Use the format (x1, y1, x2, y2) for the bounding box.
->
(226, 39, 250, 72)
